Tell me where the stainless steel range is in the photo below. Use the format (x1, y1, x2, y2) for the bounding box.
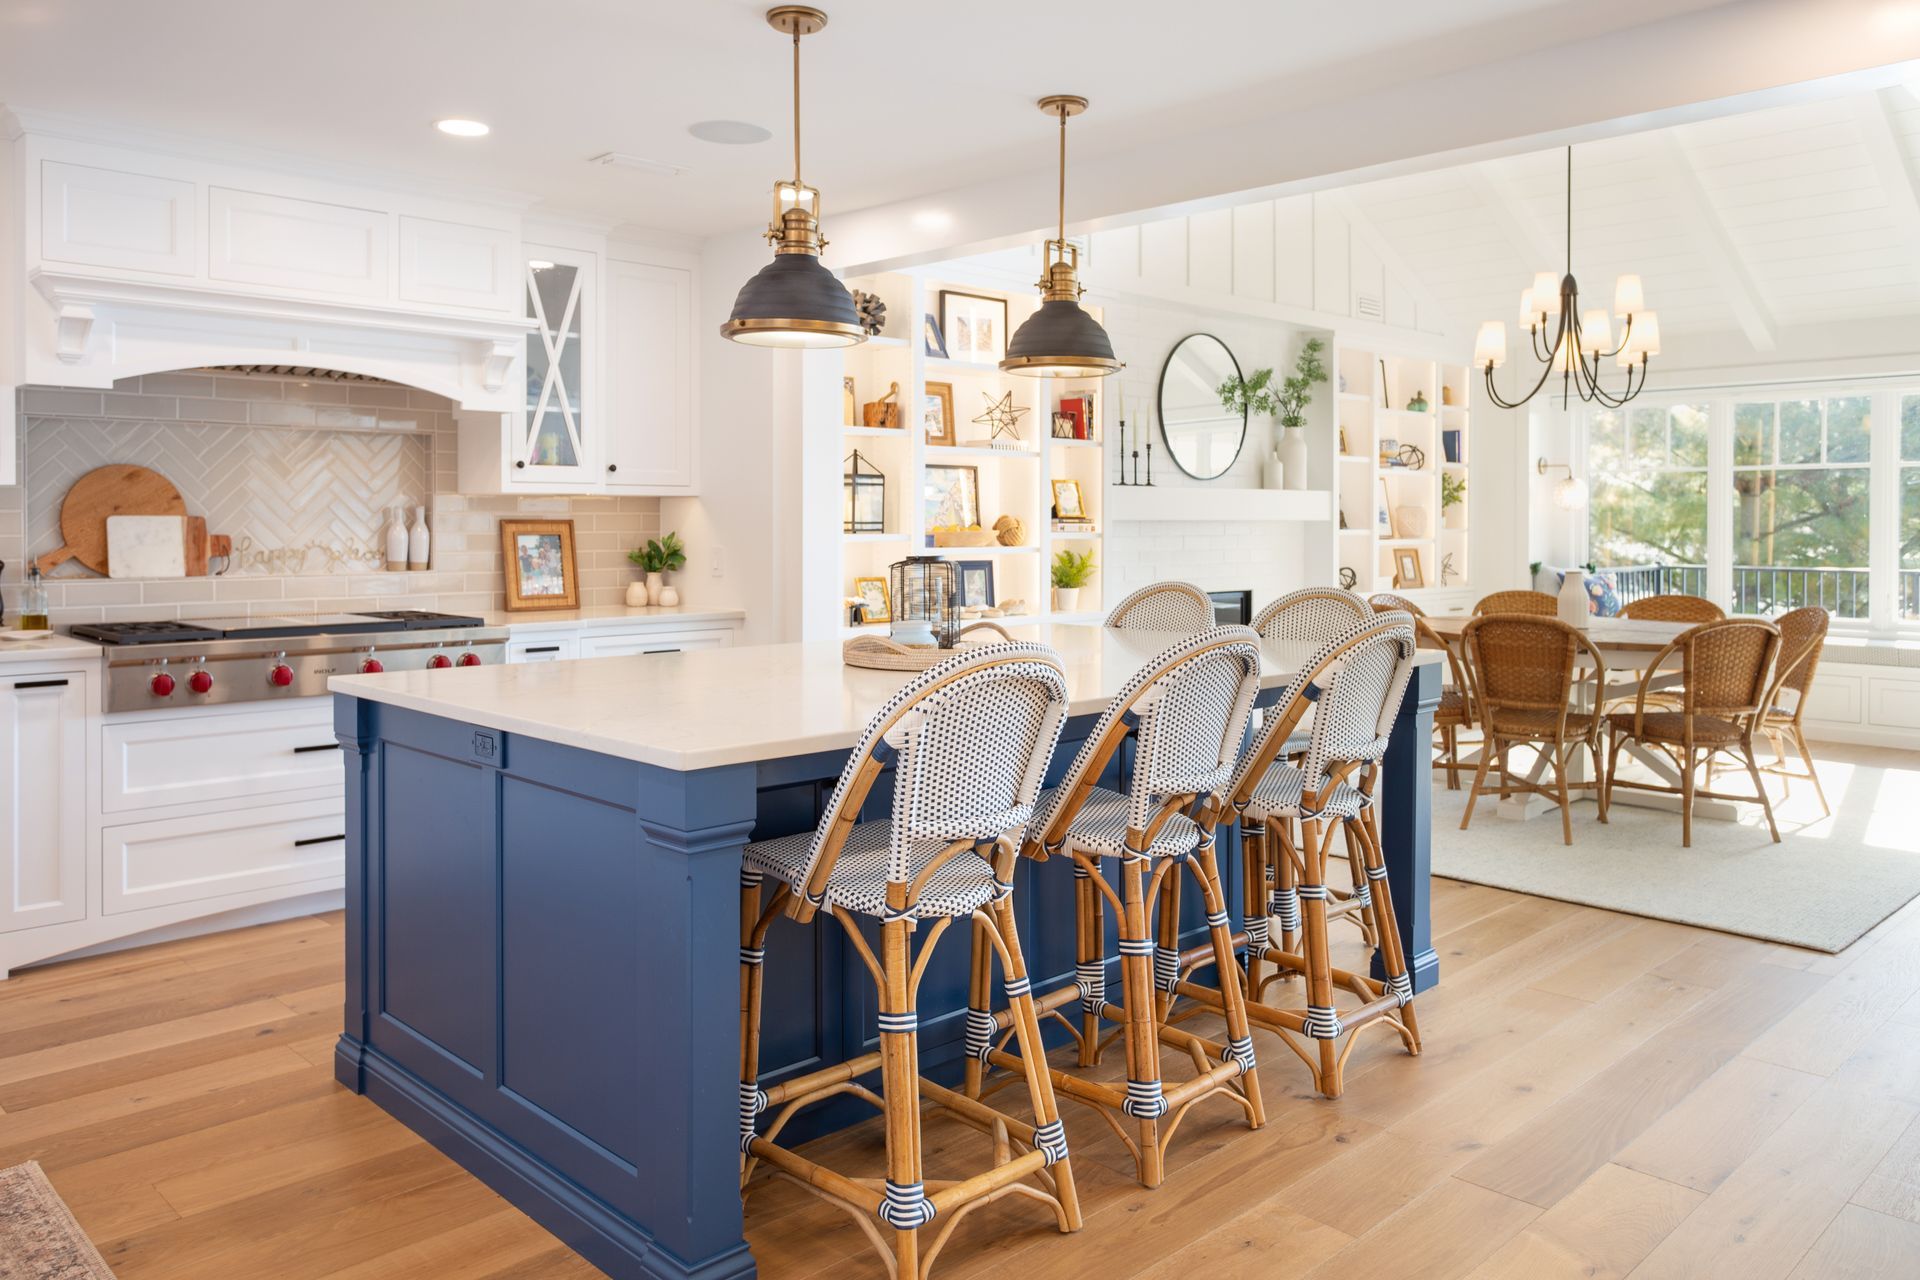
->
(74, 611, 507, 712)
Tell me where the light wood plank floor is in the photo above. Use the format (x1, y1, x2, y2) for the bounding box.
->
(6, 751, 1920, 1278)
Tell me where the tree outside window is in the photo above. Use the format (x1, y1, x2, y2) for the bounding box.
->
(1731, 396, 1870, 618)
(1589, 403, 1709, 599)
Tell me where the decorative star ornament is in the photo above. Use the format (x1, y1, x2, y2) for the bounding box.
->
(972, 391, 1028, 442)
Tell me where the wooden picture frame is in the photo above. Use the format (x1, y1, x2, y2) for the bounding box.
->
(1338, 426, 1350, 456)
(924, 381, 956, 447)
(1393, 547, 1425, 589)
(954, 559, 996, 608)
(1051, 478, 1088, 521)
(853, 576, 891, 624)
(500, 518, 579, 611)
(939, 289, 1009, 364)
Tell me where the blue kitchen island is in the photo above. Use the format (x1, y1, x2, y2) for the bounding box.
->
(328, 625, 1439, 1280)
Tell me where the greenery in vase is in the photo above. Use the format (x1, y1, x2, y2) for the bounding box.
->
(1217, 366, 1281, 419)
(629, 531, 687, 575)
(1275, 336, 1328, 430)
(1051, 548, 1096, 589)
(1441, 471, 1467, 510)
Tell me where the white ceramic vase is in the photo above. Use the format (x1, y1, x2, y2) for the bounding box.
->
(645, 571, 664, 605)
(1053, 587, 1081, 613)
(1558, 570, 1590, 628)
(625, 580, 648, 606)
(384, 506, 409, 572)
(659, 582, 680, 607)
(407, 505, 429, 571)
(1278, 429, 1309, 491)
(1262, 450, 1285, 490)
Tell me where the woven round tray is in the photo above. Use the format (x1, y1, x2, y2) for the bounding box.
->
(842, 622, 1015, 671)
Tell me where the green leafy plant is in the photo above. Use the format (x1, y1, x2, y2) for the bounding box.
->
(1051, 548, 1096, 589)
(629, 532, 687, 575)
(1441, 471, 1467, 510)
(1275, 336, 1328, 430)
(1218, 366, 1281, 419)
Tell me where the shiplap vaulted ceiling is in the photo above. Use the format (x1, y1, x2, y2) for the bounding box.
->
(1339, 86, 1920, 352)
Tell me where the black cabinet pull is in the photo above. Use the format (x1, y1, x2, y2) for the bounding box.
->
(12, 679, 69, 690)
(642, 647, 680, 655)
(295, 834, 346, 847)
(294, 742, 342, 754)
(522, 645, 561, 654)
(607, 463, 618, 473)
(514, 460, 526, 469)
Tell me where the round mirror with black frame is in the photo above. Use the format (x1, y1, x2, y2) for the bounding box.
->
(1157, 333, 1246, 481)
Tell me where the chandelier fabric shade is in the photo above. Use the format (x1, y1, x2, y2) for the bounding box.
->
(720, 7, 865, 349)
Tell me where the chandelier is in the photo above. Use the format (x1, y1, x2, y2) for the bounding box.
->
(1473, 147, 1659, 410)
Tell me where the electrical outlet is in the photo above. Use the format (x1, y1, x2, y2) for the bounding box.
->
(711, 544, 725, 578)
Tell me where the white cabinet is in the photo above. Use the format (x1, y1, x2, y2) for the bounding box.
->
(578, 627, 734, 658)
(207, 187, 388, 298)
(513, 242, 601, 487)
(102, 701, 343, 814)
(101, 797, 345, 916)
(503, 615, 742, 663)
(604, 256, 695, 491)
(0, 670, 89, 933)
(398, 215, 519, 313)
(39, 161, 196, 276)
(506, 636, 580, 664)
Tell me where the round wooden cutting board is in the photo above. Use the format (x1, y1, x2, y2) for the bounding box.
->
(35, 465, 187, 576)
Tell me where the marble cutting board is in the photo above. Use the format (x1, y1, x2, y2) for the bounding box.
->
(106, 515, 188, 579)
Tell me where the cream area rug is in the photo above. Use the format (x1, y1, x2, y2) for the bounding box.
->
(1430, 749, 1920, 953)
(0, 1162, 116, 1279)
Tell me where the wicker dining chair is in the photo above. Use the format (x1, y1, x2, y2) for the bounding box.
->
(984, 627, 1266, 1189)
(1620, 595, 1724, 623)
(1458, 615, 1610, 845)
(1604, 618, 1783, 847)
(1473, 589, 1557, 616)
(1758, 606, 1831, 817)
(1104, 581, 1215, 632)
(737, 643, 1081, 1276)
(1213, 611, 1423, 1099)
(1370, 593, 1475, 789)
(1253, 587, 1372, 641)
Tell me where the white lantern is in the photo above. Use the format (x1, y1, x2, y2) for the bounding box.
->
(1579, 308, 1612, 355)
(1613, 273, 1645, 317)
(1474, 320, 1508, 369)
(1531, 271, 1562, 317)
(1617, 311, 1662, 366)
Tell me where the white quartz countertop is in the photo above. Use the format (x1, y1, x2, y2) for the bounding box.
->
(486, 606, 746, 633)
(0, 633, 104, 665)
(330, 623, 1441, 772)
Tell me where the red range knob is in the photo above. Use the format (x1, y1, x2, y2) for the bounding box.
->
(360, 657, 384, 674)
(187, 670, 214, 694)
(149, 672, 176, 697)
(268, 663, 295, 687)
(427, 653, 453, 670)
(457, 652, 482, 667)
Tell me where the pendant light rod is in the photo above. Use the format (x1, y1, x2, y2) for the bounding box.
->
(791, 21, 801, 186)
(1056, 99, 1068, 244)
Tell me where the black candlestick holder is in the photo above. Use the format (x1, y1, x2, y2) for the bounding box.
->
(1116, 417, 1129, 486)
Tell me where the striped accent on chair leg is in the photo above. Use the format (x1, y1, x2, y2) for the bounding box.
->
(1222, 1034, 1257, 1072)
(1206, 908, 1231, 930)
(738, 945, 765, 967)
(964, 1007, 998, 1062)
(878, 1179, 937, 1228)
(1076, 961, 1106, 1012)
(1121, 1078, 1169, 1118)
(1270, 887, 1301, 933)
(1245, 914, 1269, 949)
(739, 1080, 768, 1151)
(1386, 972, 1413, 1007)
(1348, 879, 1372, 909)
(740, 868, 764, 887)
(1365, 862, 1388, 880)
(1004, 975, 1032, 999)
(876, 1011, 918, 1034)
(1117, 936, 1155, 956)
(1032, 1119, 1069, 1166)
(1153, 945, 1181, 993)
(1303, 1005, 1342, 1039)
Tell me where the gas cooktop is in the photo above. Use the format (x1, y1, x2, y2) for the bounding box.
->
(73, 611, 487, 645)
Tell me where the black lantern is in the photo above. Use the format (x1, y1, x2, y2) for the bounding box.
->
(888, 556, 959, 648)
(843, 450, 886, 534)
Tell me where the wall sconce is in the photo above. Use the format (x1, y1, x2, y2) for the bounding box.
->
(1537, 458, 1588, 511)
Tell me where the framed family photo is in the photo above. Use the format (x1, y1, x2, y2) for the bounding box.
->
(924, 464, 981, 532)
(954, 559, 996, 608)
(853, 576, 891, 624)
(924, 380, 956, 447)
(939, 290, 1008, 364)
(1051, 478, 1088, 521)
(500, 518, 579, 611)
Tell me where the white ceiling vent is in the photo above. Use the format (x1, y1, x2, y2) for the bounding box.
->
(590, 152, 687, 178)
(1355, 293, 1385, 321)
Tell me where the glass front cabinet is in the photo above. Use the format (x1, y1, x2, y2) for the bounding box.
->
(514, 242, 599, 487)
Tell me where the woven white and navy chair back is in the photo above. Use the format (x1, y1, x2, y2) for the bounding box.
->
(1296, 614, 1418, 798)
(1253, 588, 1372, 643)
(1055, 626, 1262, 834)
(797, 642, 1070, 896)
(1104, 581, 1216, 633)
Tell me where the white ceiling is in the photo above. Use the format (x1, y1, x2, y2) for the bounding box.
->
(0, 0, 1730, 236)
(1337, 86, 1920, 350)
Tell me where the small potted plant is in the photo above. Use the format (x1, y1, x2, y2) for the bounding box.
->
(1442, 471, 1467, 530)
(628, 532, 687, 606)
(1051, 548, 1096, 614)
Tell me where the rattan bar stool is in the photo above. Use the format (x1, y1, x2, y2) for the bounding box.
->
(1199, 612, 1423, 1099)
(738, 643, 1081, 1279)
(1371, 593, 1476, 790)
(1604, 618, 1783, 847)
(1104, 581, 1216, 632)
(1254, 587, 1371, 640)
(1759, 606, 1830, 817)
(974, 627, 1266, 1189)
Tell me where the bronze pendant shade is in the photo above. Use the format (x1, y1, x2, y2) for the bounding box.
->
(721, 7, 866, 349)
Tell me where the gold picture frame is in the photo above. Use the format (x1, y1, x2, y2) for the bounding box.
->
(853, 576, 891, 624)
(1051, 478, 1088, 521)
(1393, 547, 1425, 589)
(924, 381, 956, 448)
(500, 518, 580, 612)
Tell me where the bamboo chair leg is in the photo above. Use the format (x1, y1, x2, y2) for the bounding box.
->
(1117, 853, 1165, 1188)
(1447, 725, 1461, 790)
(1592, 733, 1610, 824)
(1276, 822, 1302, 962)
(1190, 840, 1265, 1129)
(1155, 861, 1182, 1024)
(1341, 821, 1377, 947)
(963, 913, 993, 1100)
(1552, 744, 1573, 846)
(739, 877, 766, 1177)
(1795, 729, 1830, 817)
(987, 893, 1083, 1232)
(1353, 815, 1419, 1053)
(877, 920, 926, 1276)
(1076, 863, 1104, 1069)
(1461, 733, 1495, 830)
(1740, 738, 1781, 843)
(1604, 730, 1624, 819)
(1297, 818, 1341, 1098)
(1242, 824, 1267, 998)
(1681, 746, 1696, 848)
(1497, 741, 1513, 800)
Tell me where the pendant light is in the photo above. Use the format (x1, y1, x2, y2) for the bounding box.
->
(1000, 96, 1121, 378)
(720, 6, 865, 348)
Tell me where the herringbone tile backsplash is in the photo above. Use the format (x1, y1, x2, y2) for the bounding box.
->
(1, 372, 660, 625)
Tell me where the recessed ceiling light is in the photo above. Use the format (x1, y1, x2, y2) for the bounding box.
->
(912, 209, 954, 233)
(688, 120, 772, 146)
(435, 118, 490, 138)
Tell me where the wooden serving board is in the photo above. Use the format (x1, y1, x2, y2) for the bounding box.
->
(36, 465, 187, 576)
(184, 516, 209, 577)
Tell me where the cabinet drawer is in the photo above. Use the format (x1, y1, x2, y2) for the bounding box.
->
(103, 703, 343, 814)
(577, 627, 732, 658)
(507, 636, 579, 664)
(102, 798, 345, 916)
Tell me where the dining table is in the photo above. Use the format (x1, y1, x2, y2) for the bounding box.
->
(1424, 613, 1753, 823)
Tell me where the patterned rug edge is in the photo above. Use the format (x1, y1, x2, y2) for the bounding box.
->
(0, 1161, 117, 1280)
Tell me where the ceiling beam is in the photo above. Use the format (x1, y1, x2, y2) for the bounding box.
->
(1849, 89, 1920, 293)
(1656, 130, 1777, 352)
